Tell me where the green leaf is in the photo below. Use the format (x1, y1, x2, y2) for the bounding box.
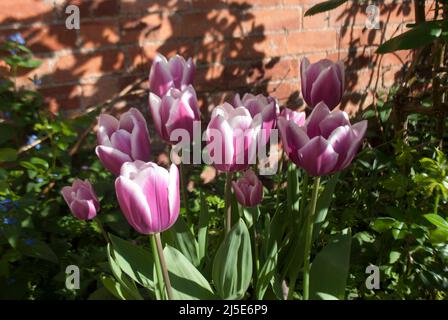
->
(310, 229, 351, 300)
(389, 251, 401, 264)
(108, 234, 155, 291)
(371, 217, 397, 233)
(197, 191, 210, 265)
(256, 240, 277, 300)
(0, 148, 17, 162)
(101, 274, 135, 300)
(305, 0, 348, 16)
(313, 173, 339, 240)
(424, 214, 448, 232)
(212, 219, 252, 299)
(377, 20, 445, 53)
(316, 292, 339, 300)
(18, 240, 58, 264)
(165, 217, 200, 267)
(107, 244, 143, 300)
(163, 245, 215, 300)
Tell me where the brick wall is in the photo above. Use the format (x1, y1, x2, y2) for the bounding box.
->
(0, 0, 430, 116)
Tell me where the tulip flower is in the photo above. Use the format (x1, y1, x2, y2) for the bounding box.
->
(232, 169, 263, 207)
(61, 179, 99, 220)
(234, 93, 279, 141)
(115, 161, 180, 235)
(149, 53, 195, 98)
(278, 102, 367, 176)
(206, 102, 262, 172)
(279, 107, 306, 127)
(301, 57, 344, 110)
(149, 85, 200, 144)
(96, 108, 151, 176)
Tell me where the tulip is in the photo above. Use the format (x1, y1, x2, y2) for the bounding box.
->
(61, 179, 99, 220)
(278, 102, 367, 176)
(115, 161, 180, 235)
(96, 108, 151, 176)
(232, 169, 263, 207)
(149, 85, 200, 144)
(206, 102, 262, 172)
(301, 57, 344, 110)
(279, 107, 306, 127)
(234, 93, 279, 141)
(149, 53, 195, 97)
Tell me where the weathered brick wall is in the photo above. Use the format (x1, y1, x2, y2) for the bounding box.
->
(0, 0, 430, 116)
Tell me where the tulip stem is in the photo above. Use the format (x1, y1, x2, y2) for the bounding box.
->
(302, 176, 320, 300)
(94, 217, 109, 243)
(150, 234, 165, 300)
(155, 233, 174, 300)
(224, 172, 233, 234)
(179, 162, 191, 225)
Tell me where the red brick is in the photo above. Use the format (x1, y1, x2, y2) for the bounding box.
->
(39, 85, 82, 113)
(52, 50, 125, 82)
(79, 20, 120, 49)
(91, 0, 120, 17)
(302, 5, 329, 29)
(0, 0, 53, 24)
(81, 77, 119, 108)
(25, 24, 77, 53)
(242, 7, 301, 33)
(286, 30, 337, 54)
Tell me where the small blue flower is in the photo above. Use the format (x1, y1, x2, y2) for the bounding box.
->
(8, 33, 25, 45)
(32, 77, 42, 87)
(0, 199, 14, 213)
(36, 178, 44, 183)
(2, 217, 18, 225)
(24, 238, 36, 246)
(27, 134, 41, 150)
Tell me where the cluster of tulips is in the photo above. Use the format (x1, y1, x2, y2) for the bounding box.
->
(61, 52, 367, 300)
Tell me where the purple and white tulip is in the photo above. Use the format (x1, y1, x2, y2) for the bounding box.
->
(232, 169, 263, 207)
(301, 57, 344, 110)
(61, 179, 99, 220)
(115, 161, 180, 235)
(278, 102, 367, 176)
(96, 108, 151, 176)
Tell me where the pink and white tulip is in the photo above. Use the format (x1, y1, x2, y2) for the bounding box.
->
(149, 85, 200, 144)
(301, 57, 344, 110)
(206, 102, 262, 172)
(278, 102, 367, 176)
(232, 169, 263, 207)
(61, 179, 99, 220)
(115, 161, 180, 235)
(149, 53, 195, 98)
(96, 108, 151, 176)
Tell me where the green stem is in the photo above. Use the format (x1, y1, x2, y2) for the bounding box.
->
(94, 217, 109, 243)
(224, 172, 233, 234)
(299, 172, 309, 222)
(302, 176, 321, 300)
(179, 162, 191, 226)
(150, 234, 165, 300)
(434, 192, 440, 214)
(274, 150, 284, 210)
(250, 207, 259, 296)
(154, 233, 173, 300)
(287, 272, 297, 300)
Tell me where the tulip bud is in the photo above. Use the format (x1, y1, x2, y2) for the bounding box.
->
(278, 102, 367, 176)
(149, 85, 200, 144)
(96, 108, 151, 176)
(301, 57, 344, 110)
(115, 161, 180, 234)
(149, 53, 195, 97)
(61, 179, 99, 220)
(232, 169, 263, 207)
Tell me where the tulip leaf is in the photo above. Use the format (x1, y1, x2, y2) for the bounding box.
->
(18, 239, 58, 264)
(424, 214, 448, 232)
(164, 217, 200, 267)
(101, 274, 136, 300)
(304, 0, 348, 17)
(212, 219, 252, 300)
(107, 244, 143, 300)
(310, 229, 351, 300)
(163, 245, 215, 300)
(256, 240, 278, 300)
(313, 173, 339, 240)
(108, 234, 155, 292)
(197, 191, 210, 265)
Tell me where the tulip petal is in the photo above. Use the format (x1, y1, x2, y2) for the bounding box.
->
(318, 110, 350, 139)
(96, 145, 132, 176)
(298, 136, 339, 176)
(305, 102, 330, 138)
(310, 65, 342, 110)
(149, 58, 174, 97)
(207, 115, 235, 171)
(61, 186, 74, 205)
(70, 199, 96, 220)
(181, 57, 195, 88)
(232, 181, 247, 206)
(127, 109, 151, 161)
(339, 120, 367, 170)
(97, 114, 119, 145)
(168, 164, 180, 228)
(169, 55, 186, 89)
(249, 179, 263, 206)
